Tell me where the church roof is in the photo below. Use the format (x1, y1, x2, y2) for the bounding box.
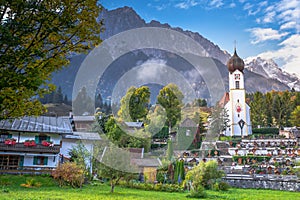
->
(227, 48, 245, 73)
(218, 92, 230, 107)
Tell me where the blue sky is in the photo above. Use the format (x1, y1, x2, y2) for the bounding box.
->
(101, 0, 300, 77)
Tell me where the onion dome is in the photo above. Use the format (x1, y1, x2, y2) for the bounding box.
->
(227, 48, 245, 73)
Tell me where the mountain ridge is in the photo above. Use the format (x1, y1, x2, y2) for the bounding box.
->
(51, 6, 294, 105)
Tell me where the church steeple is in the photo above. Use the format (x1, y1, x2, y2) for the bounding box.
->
(227, 48, 245, 73)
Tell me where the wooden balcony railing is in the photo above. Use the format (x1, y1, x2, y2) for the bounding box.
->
(0, 142, 60, 153)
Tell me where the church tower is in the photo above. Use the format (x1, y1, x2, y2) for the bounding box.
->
(223, 48, 252, 137)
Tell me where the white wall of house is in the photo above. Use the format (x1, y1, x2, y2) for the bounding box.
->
(23, 154, 58, 168)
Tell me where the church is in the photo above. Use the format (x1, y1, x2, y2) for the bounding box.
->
(219, 48, 252, 137)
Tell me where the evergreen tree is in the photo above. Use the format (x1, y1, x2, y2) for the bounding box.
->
(250, 92, 267, 127)
(290, 106, 300, 127)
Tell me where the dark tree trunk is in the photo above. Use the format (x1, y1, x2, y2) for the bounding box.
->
(110, 181, 115, 193)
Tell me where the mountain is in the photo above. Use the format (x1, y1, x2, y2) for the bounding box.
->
(51, 6, 292, 107)
(245, 57, 300, 91)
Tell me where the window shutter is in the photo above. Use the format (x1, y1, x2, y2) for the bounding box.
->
(19, 156, 24, 167)
(43, 157, 48, 165)
(46, 136, 50, 142)
(33, 156, 37, 165)
(35, 136, 39, 143)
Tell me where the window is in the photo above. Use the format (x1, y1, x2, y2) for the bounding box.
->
(0, 155, 20, 170)
(235, 81, 240, 89)
(33, 156, 48, 165)
(234, 74, 240, 80)
(35, 135, 50, 144)
(0, 133, 12, 143)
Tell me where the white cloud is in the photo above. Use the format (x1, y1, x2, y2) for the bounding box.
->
(136, 59, 167, 81)
(247, 28, 289, 44)
(175, 0, 199, 9)
(209, 0, 224, 8)
(280, 21, 297, 30)
(262, 11, 276, 23)
(243, 2, 253, 10)
(257, 0, 300, 32)
(252, 34, 300, 77)
(229, 3, 236, 8)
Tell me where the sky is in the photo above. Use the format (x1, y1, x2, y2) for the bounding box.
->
(101, 0, 300, 77)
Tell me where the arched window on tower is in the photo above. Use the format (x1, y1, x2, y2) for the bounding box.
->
(235, 81, 240, 89)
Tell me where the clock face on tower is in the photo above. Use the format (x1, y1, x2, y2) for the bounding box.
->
(234, 74, 240, 80)
(236, 103, 242, 113)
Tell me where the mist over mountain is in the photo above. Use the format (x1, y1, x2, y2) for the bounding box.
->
(51, 6, 293, 107)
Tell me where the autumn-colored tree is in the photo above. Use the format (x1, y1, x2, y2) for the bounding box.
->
(118, 86, 150, 122)
(0, 0, 103, 119)
(157, 83, 183, 131)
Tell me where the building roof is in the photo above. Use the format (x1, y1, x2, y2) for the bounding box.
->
(180, 118, 197, 128)
(131, 158, 162, 167)
(63, 131, 101, 140)
(73, 115, 95, 122)
(219, 92, 230, 107)
(125, 122, 144, 128)
(0, 116, 73, 134)
(227, 49, 245, 73)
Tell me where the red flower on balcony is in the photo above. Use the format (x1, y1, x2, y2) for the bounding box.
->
(42, 140, 53, 147)
(24, 140, 36, 147)
(5, 138, 16, 145)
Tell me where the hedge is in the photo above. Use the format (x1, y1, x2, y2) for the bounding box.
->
(252, 128, 279, 135)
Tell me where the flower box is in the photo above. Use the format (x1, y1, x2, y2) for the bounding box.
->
(24, 140, 36, 147)
(42, 140, 53, 147)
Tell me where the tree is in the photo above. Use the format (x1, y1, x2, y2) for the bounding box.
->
(68, 142, 92, 176)
(157, 83, 183, 132)
(290, 106, 300, 127)
(210, 104, 229, 136)
(272, 91, 293, 127)
(73, 87, 94, 115)
(250, 92, 267, 127)
(166, 139, 174, 161)
(174, 159, 185, 184)
(0, 0, 103, 119)
(118, 86, 150, 122)
(53, 86, 63, 104)
(97, 146, 137, 192)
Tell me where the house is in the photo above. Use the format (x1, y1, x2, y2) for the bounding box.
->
(72, 115, 96, 132)
(60, 131, 101, 174)
(0, 116, 73, 174)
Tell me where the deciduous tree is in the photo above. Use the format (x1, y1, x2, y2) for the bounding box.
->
(0, 0, 103, 119)
(157, 83, 183, 131)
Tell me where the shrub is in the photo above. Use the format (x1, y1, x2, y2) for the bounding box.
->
(187, 185, 207, 198)
(52, 162, 84, 188)
(217, 181, 230, 191)
(185, 160, 224, 190)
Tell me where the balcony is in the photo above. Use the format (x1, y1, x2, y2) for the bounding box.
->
(0, 142, 60, 154)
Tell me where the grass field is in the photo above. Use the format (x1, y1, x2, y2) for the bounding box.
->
(0, 175, 299, 200)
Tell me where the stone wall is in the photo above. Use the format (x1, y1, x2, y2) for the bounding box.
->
(223, 178, 300, 191)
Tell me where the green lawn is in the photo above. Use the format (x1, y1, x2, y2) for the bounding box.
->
(0, 175, 299, 200)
